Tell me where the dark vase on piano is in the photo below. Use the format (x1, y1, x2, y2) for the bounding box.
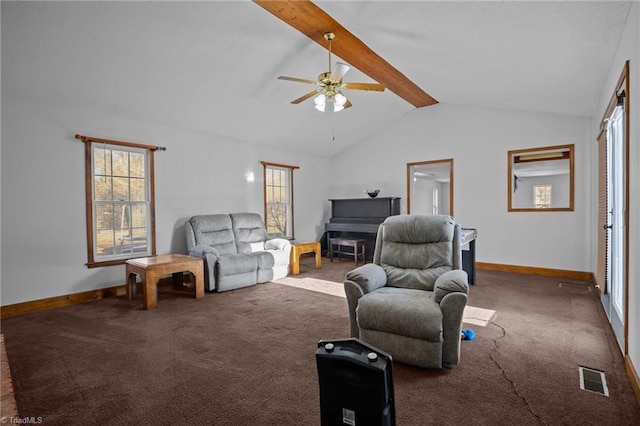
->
(365, 189, 380, 198)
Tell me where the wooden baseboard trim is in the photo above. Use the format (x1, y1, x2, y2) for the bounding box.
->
(476, 262, 594, 282)
(626, 356, 640, 406)
(0, 285, 126, 319)
(2, 265, 595, 318)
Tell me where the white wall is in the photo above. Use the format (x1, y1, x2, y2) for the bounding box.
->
(0, 95, 332, 305)
(413, 177, 437, 214)
(439, 182, 450, 215)
(511, 174, 570, 209)
(590, 0, 640, 390)
(412, 178, 450, 215)
(329, 103, 592, 272)
(2, 95, 594, 305)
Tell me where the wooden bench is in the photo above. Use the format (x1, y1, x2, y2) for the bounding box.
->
(329, 238, 366, 265)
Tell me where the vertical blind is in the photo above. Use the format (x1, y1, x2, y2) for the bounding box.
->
(596, 129, 608, 292)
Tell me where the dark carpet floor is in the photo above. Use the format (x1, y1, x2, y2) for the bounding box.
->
(2, 257, 639, 425)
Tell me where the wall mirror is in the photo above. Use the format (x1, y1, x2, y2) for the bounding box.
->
(508, 144, 574, 212)
(407, 158, 453, 216)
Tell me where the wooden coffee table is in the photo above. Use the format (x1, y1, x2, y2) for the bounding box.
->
(126, 254, 204, 310)
(290, 242, 322, 275)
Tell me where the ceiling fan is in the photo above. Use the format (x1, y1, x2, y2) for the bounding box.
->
(278, 32, 385, 112)
(254, 0, 437, 108)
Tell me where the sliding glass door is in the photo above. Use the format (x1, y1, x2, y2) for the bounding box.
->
(604, 103, 626, 351)
(597, 62, 629, 354)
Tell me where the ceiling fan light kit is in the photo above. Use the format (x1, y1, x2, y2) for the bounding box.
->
(277, 32, 385, 113)
(315, 92, 347, 112)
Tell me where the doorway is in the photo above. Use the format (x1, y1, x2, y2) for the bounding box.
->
(597, 62, 629, 354)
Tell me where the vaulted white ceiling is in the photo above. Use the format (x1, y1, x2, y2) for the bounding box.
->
(2, 1, 632, 157)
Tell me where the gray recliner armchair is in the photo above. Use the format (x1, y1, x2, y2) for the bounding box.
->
(344, 215, 469, 369)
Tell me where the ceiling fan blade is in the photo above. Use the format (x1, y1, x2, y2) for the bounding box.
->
(278, 76, 318, 85)
(330, 62, 350, 81)
(343, 99, 353, 110)
(291, 90, 319, 104)
(343, 82, 386, 92)
(254, 0, 438, 108)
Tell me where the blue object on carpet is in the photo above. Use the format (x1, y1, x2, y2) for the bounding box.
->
(461, 329, 476, 341)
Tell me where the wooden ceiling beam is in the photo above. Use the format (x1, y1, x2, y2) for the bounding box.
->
(253, 0, 438, 108)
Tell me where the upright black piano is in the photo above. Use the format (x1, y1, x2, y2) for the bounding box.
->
(322, 197, 401, 260)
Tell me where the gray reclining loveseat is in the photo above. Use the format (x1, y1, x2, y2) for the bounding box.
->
(185, 213, 291, 292)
